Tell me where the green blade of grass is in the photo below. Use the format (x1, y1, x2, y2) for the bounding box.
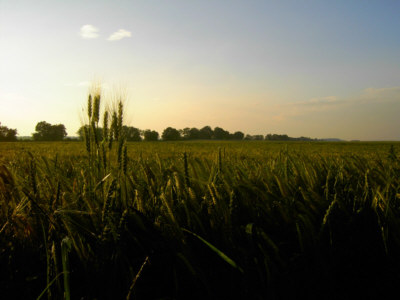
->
(182, 228, 244, 273)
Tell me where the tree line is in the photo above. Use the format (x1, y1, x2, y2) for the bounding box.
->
(76, 125, 317, 141)
(76, 125, 246, 141)
(0, 121, 67, 142)
(0, 122, 18, 141)
(0, 121, 318, 142)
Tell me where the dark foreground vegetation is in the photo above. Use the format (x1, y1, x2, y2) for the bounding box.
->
(1, 95, 400, 299)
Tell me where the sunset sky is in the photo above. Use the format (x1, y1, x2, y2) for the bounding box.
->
(1, 0, 399, 140)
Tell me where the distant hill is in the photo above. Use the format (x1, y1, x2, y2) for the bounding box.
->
(265, 134, 344, 142)
(320, 138, 344, 142)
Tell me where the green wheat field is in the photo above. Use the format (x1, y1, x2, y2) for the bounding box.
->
(1, 97, 400, 299)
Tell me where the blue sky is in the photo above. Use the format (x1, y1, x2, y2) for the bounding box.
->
(1, 0, 399, 140)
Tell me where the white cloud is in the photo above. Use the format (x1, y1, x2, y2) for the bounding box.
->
(306, 96, 337, 105)
(107, 29, 131, 41)
(79, 25, 99, 39)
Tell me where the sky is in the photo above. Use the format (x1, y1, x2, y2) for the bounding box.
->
(0, 0, 399, 140)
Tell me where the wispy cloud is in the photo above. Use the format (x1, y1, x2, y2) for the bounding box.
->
(271, 96, 342, 121)
(64, 81, 91, 87)
(79, 24, 99, 39)
(64, 81, 112, 91)
(78, 81, 91, 87)
(361, 87, 400, 102)
(107, 29, 131, 41)
(289, 96, 338, 108)
(270, 86, 400, 122)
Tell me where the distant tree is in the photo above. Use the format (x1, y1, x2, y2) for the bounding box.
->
(0, 122, 18, 141)
(265, 134, 290, 141)
(245, 135, 263, 140)
(77, 125, 142, 142)
(292, 136, 316, 141)
(33, 121, 67, 141)
(33, 121, 51, 141)
(122, 126, 142, 141)
(265, 133, 317, 141)
(180, 127, 191, 140)
(188, 127, 201, 140)
(213, 127, 230, 140)
(231, 131, 244, 140)
(77, 126, 86, 140)
(244, 134, 263, 140)
(253, 135, 264, 140)
(279, 134, 289, 140)
(199, 126, 213, 140)
(181, 127, 201, 140)
(143, 129, 159, 141)
(162, 127, 181, 141)
(77, 125, 103, 141)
